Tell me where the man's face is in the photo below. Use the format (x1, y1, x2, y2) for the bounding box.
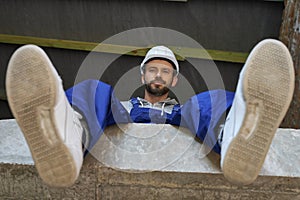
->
(142, 59, 178, 97)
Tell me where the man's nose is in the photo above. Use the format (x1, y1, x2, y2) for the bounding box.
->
(155, 70, 162, 77)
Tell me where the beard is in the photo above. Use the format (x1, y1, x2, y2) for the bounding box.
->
(144, 77, 170, 97)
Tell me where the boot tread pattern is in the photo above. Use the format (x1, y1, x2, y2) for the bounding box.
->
(6, 45, 77, 187)
(223, 40, 295, 185)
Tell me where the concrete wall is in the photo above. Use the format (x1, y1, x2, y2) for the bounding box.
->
(1, 160, 300, 199)
(1, 120, 300, 199)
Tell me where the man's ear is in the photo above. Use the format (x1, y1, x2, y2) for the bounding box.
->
(171, 75, 178, 87)
(141, 75, 145, 84)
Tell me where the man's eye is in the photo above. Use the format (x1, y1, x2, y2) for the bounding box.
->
(163, 70, 171, 74)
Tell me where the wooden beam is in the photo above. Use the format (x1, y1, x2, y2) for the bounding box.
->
(0, 34, 248, 63)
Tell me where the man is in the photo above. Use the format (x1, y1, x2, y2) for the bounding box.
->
(5, 40, 295, 187)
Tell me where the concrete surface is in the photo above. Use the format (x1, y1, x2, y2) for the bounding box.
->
(1, 119, 300, 199)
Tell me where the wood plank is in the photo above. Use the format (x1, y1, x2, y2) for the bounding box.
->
(0, 34, 248, 63)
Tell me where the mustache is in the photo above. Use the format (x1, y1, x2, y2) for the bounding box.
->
(149, 77, 166, 85)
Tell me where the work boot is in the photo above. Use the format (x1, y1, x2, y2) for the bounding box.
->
(6, 44, 84, 187)
(220, 39, 295, 185)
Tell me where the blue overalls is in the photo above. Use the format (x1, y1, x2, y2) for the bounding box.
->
(129, 97, 182, 125)
(65, 79, 235, 155)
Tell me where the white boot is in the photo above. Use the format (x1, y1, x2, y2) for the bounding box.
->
(6, 45, 84, 187)
(221, 39, 295, 185)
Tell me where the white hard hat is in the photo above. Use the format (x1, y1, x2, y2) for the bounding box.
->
(140, 46, 179, 76)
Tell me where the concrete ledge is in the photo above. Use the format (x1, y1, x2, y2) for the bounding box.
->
(1, 119, 300, 199)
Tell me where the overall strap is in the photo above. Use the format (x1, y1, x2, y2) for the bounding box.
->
(130, 98, 140, 107)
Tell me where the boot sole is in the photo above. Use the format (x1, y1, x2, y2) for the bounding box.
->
(222, 39, 295, 185)
(6, 45, 78, 187)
